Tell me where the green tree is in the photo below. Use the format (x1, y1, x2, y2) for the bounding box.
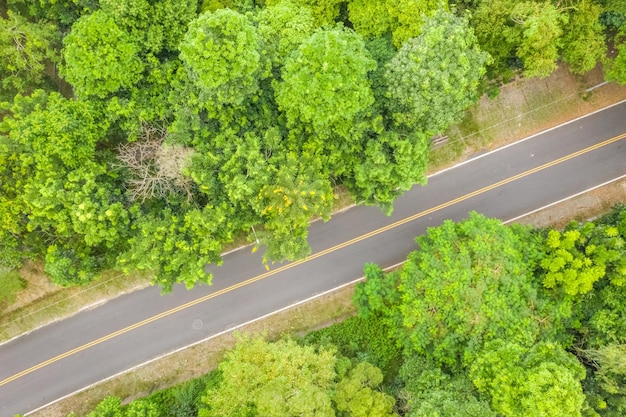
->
(349, 130, 429, 210)
(8, 0, 97, 26)
(384, 10, 490, 135)
(274, 26, 376, 139)
(256, 1, 317, 68)
(334, 362, 397, 417)
(0, 11, 60, 100)
(399, 356, 496, 417)
(470, 341, 586, 417)
(605, 27, 626, 84)
(561, 1, 605, 75)
(358, 213, 543, 368)
(179, 9, 266, 109)
(580, 344, 626, 417)
(61, 10, 144, 98)
(471, 0, 520, 80)
(200, 337, 337, 417)
(511, 1, 568, 78)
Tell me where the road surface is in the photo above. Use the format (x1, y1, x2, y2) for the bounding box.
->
(1, 100, 625, 416)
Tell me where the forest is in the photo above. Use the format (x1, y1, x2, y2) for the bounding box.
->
(69, 206, 626, 417)
(1, 0, 626, 291)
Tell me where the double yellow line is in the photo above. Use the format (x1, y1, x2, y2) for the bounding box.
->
(2, 132, 625, 388)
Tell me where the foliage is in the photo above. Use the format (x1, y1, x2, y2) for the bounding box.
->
(334, 362, 397, 417)
(7, 0, 97, 27)
(255, 1, 317, 68)
(0, 11, 59, 100)
(255, 153, 333, 261)
(396, 213, 541, 368)
(118, 207, 227, 292)
(605, 30, 626, 85)
(62, 10, 144, 98)
(511, 1, 567, 78)
(99, 0, 197, 54)
(275, 26, 376, 139)
(472, 0, 588, 80)
(87, 396, 125, 417)
(580, 344, 626, 417)
(0, 91, 130, 285)
(179, 9, 265, 108)
(304, 312, 402, 373)
(470, 340, 586, 417)
(385, 9, 490, 135)
(561, 1, 605, 75)
(399, 356, 496, 417)
(200, 336, 338, 417)
(347, 0, 446, 47)
(539, 223, 620, 296)
(471, 0, 520, 80)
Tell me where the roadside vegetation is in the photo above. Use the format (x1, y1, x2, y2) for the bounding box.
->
(50, 204, 626, 417)
(2, 1, 626, 415)
(1, 0, 626, 294)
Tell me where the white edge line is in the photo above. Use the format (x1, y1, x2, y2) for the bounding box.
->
(224, 97, 626, 256)
(25, 262, 407, 417)
(429, 97, 626, 178)
(24, 172, 626, 416)
(503, 175, 626, 224)
(23, 175, 626, 415)
(21, 114, 626, 415)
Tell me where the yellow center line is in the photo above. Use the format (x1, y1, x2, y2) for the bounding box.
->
(1, 132, 625, 388)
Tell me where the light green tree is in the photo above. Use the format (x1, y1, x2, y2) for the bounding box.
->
(561, 1, 605, 75)
(179, 9, 266, 109)
(540, 222, 621, 297)
(200, 337, 337, 417)
(347, 0, 446, 47)
(87, 396, 124, 417)
(62, 10, 144, 98)
(99, 0, 196, 53)
(255, 153, 333, 261)
(334, 362, 397, 417)
(118, 206, 228, 292)
(385, 10, 490, 135)
(256, 1, 317, 68)
(470, 341, 586, 417)
(275, 26, 376, 139)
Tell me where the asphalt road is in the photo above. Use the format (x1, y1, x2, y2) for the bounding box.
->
(1, 101, 626, 416)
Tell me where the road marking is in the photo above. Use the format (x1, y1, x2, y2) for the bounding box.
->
(2, 131, 626, 390)
(24, 165, 626, 416)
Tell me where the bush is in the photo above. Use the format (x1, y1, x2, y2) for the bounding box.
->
(0, 269, 27, 309)
(303, 314, 401, 375)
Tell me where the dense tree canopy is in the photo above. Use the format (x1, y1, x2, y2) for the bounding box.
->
(1, 0, 623, 290)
